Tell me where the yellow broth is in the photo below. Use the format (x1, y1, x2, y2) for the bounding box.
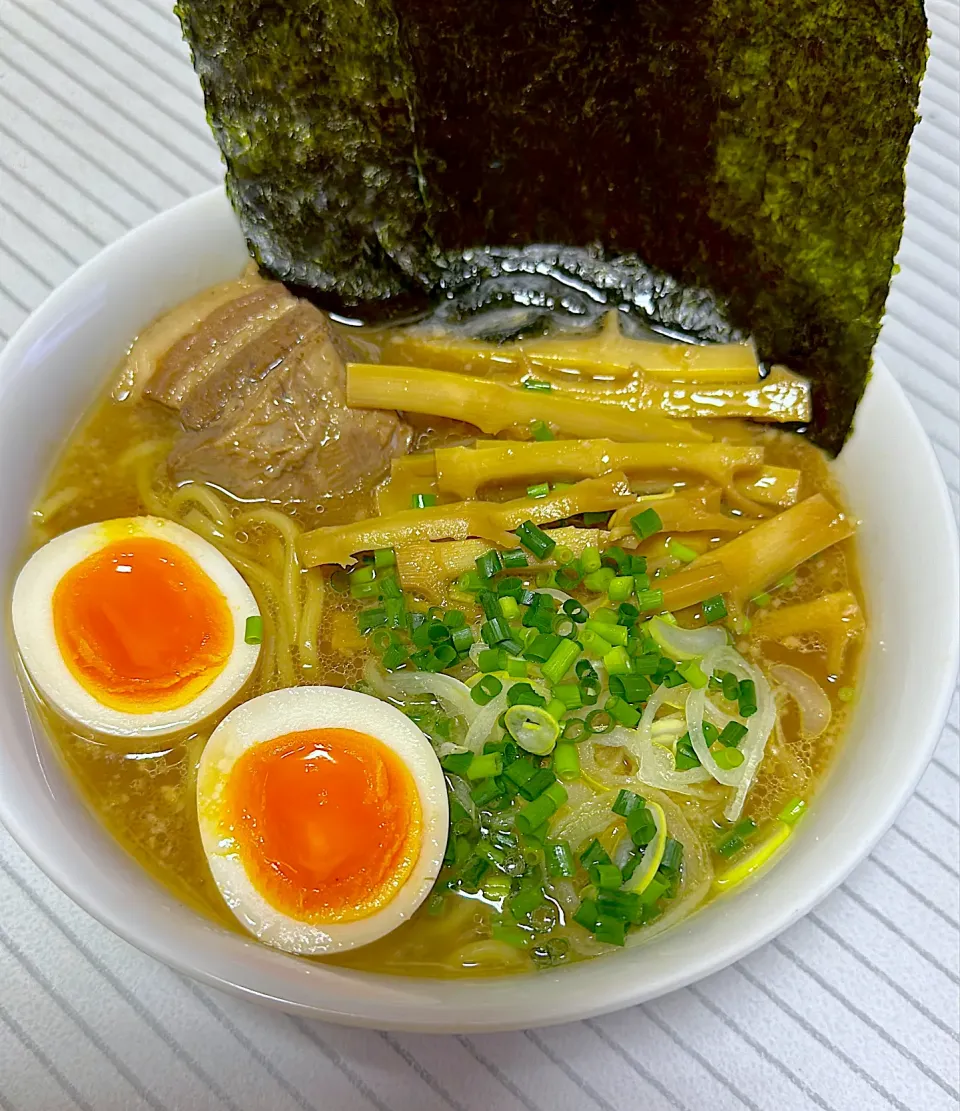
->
(15, 324, 863, 979)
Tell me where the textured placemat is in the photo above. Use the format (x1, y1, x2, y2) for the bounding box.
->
(0, 3, 957, 1109)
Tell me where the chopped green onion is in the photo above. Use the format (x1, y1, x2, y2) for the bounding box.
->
(524, 632, 562, 663)
(441, 751, 473, 776)
(545, 840, 576, 877)
(659, 837, 684, 872)
(677, 660, 708, 689)
(382, 643, 408, 670)
(517, 767, 557, 801)
(580, 546, 602, 574)
(506, 657, 528, 678)
(350, 580, 380, 599)
(751, 591, 772, 607)
(674, 733, 700, 770)
(612, 789, 644, 818)
(593, 915, 627, 946)
(718, 721, 748, 747)
(508, 882, 545, 919)
(373, 548, 396, 569)
(580, 840, 611, 868)
(244, 615, 263, 645)
(457, 570, 486, 594)
(776, 571, 797, 589)
(545, 698, 567, 722)
(471, 675, 503, 705)
(606, 697, 641, 727)
(596, 890, 643, 923)
(500, 596, 520, 621)
(527, 482, 550, 499)
(720, 671, 740, 702)
(583, 568, 617, 594)
(505, 705, 560, 755)
(562, 717, 588, 742)
(667, 540, 698, 563)
(411, 492, 437, 509)
(702, 594, 728, 623)
(467, 752, 503, 779)
(631, 508, 663, 541)
(475, 549, 503, 578)
(635, 588, 664, 611)
(712, 746, 745, 770)
(530, 419, 555, 442)
(553, 743, 581, 781)
(610, 674, 652, 704)
(522, 378, 552, 392)
(589, 862, 623, 890)
(626, 805, 657, 846)
(515, 782, 568, 835)
(478, 647, 506, 672)
(837, 686, 855, 703)
(451, 625, 474, 653)
(358, 607, 388, 633)
(573, 898, 599, 931)
(552, 683, 583, 710)
(562, 598, 588, 623)
(603, 646, 632, 676)
(481, 617, 512, 645)
(515, 520, 556, 559)
(631, 651, 662, 675)
(585, 708, 614, 734)
(608, 575, 634, 603)
(778, 797, 807, 825)
(506, 682, 546, 708)
(502, 547, 528, 569)
(469, 779, 504, 807)
(541, 638, 581, 684)
(737, 678, 758, 718)
(716, 832, 744, 857)
(554, 545, 575, 565)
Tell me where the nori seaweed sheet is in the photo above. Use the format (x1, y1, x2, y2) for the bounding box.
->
(175, 0, 927, 453)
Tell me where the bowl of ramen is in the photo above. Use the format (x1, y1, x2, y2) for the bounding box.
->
(0, 188, 956, 1031)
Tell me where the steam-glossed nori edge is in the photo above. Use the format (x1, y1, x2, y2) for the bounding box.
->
(175, 0, 926, 453)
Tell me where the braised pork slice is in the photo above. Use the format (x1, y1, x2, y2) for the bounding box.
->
(136, 275, 410, 502)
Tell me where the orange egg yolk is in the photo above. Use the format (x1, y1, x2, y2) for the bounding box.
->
(53, 536, 233, 712)
(223, 728, 422, 924)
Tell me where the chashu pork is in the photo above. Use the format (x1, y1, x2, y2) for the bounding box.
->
(122, 269, 410, 503)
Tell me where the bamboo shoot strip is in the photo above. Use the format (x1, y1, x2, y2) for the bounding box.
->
(752, 590, 864, 672)
(377, 313, 761, 383)
(688, 494, 854, 607)
(608, 492, 756, 537)
(660, 562, 734, 612)
(434, 440, 764, 499)
(397, 526, 614, 602)
(733, 466, 802, 509)
(345, 364, 711, 443)
(299, 474, 636, 567)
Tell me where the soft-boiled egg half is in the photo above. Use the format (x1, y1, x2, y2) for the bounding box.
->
(12, 516, 260, 739)
(197, 686, 448, 954)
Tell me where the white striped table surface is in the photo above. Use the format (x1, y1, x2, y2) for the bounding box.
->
(0, 3, 957, 1110)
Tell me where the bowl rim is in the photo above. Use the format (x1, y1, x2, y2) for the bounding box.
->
(0, 187, 957, 1032)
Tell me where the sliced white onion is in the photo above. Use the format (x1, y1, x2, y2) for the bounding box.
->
(464, 688, 509, 752)
(437, 740, 469, 759)
(550, 790, 618, 847)
(633, 685, 712, 794)
(385, 670, 479, 724)
(646, 616, 729, 661)
(685, 644, 776, 822)
(363, 659, 479, 725)
(770, 664, 832, 738)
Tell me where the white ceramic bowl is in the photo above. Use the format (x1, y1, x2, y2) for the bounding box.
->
(0, 189, 956, 1032)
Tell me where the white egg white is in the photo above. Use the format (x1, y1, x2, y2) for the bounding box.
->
(196, 686, 449, 955)
(11, 516, 260, 739)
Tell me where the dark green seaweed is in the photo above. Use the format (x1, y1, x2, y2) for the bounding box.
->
(175, 0, 926, 452)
